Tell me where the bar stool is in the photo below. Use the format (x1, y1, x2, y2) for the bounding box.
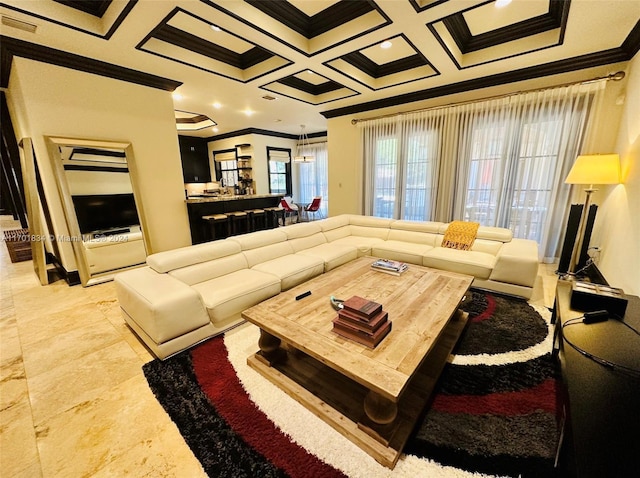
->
(246, 209, 266, 231)
(264, 207, 284, 228)
(227, 211, 249, 235)
(202, 214, 229, 241)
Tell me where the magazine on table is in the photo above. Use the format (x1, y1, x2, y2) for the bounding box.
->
(371, 259, 408, 275)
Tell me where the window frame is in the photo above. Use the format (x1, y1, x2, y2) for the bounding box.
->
(266, 146, 292, 196)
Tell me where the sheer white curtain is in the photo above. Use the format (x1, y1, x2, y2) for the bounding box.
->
(297, 142, 328, 217)
(359, 81, 605, 261)
(360, 112, 440, 220)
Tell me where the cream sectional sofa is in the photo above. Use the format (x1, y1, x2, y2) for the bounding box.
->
(115, 214, 538, 359)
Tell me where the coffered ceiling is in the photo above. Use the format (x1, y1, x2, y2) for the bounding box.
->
(1, 0, 639, 138)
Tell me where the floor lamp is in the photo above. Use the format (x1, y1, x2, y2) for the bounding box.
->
(564, 153, 621, 274)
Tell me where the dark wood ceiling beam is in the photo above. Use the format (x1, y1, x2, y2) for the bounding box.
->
(309, 1, 376, 38)
(445, 0, 572, 54)
(245, 0, 377, 39)
(244, 0, 309, 37)
(153, 25, 243, 68)
(53, 0, 113, 18)
(342, 52, 428, 78)
(0, 36, 181, 91)
(442, 14, 471, 54)
(277, 76, 343, 95)
(241, 47, 274, 69)
(378, 55, 428, 77)
(341, 52, 379, 77)
(321, 46, 632, 118)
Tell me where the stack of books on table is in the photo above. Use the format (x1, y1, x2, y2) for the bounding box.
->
(332, 295, 391, 348)
(371, 259, 408, 276)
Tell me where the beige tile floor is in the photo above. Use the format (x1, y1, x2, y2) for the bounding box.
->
(0, 216, 558, 477)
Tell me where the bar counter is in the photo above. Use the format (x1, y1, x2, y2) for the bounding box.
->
(186, 193, 282, 244)
(186, 193, 281, 204)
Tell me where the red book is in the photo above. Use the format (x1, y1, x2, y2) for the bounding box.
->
(337, 309, 388, 333)
(332, 319, 392, 348)
(341, 296, 382, 319)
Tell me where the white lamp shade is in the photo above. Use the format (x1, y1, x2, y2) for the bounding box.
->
(564, 154, 621, 185)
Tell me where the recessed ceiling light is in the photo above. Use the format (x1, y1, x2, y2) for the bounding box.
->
(172, 92, 183, 100)
(495, 0, 512, 7)
(210, 24, 221, 31)
(213, 102, 222, 109)
(380, 40, 392, 49)
(243, 109, 254, 117)
(212, 127, 219, 133)
(262, 95, 277, 101)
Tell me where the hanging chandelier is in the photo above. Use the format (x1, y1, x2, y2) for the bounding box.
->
(293, 124, 315, 162)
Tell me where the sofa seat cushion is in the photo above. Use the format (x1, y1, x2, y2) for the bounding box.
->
(423, 247, 495, 280)
(327, 236, 385, 256)
(192, 269, 281, 324)
(296, 243, 358, 271)
(371, 240, 434, 265)
(252, 254, 325, 291)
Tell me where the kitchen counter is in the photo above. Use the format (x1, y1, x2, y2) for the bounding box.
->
(186, 193, 281, 204)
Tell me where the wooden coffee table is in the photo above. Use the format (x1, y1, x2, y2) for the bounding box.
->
(242, 257, 473, 468)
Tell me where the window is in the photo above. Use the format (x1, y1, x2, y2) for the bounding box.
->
(404, 132, 435, 221)
(464, 122, 507, 226)
(365, 122, 436, 220)
(360, 82, 602, 260)
(267, 147, 291, 195)
(296, 142, 329, 216)
(213, 149, 238, 187)
(373, 137, 397, 218)
(464, 113, 570, 243)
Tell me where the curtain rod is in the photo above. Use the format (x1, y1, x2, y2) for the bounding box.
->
(350, 71, 626, 125)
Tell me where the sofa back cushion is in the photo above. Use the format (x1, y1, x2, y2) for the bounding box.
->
(391, 220, 444, 234)
(318, 215, 350, 232)
(281, 222, 327, 252)
(349, 215, 394, 228)
(147, 240, 241, 273)
(387, 229, 438, 246)
(470, 239, 504, 255)
(282, 222, 323, 239)
(169, 253, 248, 286)
(349, 224, 390, 239)
(230, 229, 288, 250)
(243, 241, 295, 268)
(348, 215, 392, 239)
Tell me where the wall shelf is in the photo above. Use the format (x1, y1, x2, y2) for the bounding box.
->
(236, 144, 254, 193)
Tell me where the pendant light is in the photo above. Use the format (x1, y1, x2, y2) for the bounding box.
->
(293, 124, 315, 162)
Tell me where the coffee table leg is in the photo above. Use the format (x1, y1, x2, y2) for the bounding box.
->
(257, 329, 286, 365)
(363, 390, 398, 425)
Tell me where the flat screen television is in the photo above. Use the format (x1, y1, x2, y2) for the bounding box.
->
(72, 194, 140, 234)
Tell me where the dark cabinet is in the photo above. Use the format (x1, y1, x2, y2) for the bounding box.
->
(554, 281, 640, 477)
(179, 135, 211, 183)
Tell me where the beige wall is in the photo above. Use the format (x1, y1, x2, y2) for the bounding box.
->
(327, 116, 362, 215)
(593, 54, 640, 295)
(7, 58, 191, 271)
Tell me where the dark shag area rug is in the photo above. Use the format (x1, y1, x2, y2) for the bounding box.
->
(143, 290, 561, 477)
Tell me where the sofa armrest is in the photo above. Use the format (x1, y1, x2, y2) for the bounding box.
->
(115, 267, 210, 345)
(489, 239, 539, 288)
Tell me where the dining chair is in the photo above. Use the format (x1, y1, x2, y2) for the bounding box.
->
(304, 196, 324, 221)
(279, 198, 299, 224)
